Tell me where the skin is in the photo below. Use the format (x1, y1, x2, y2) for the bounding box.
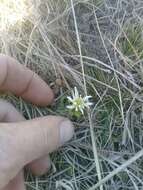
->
(0, 55, 74, 190)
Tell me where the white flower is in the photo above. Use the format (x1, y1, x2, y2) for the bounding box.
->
(67, 87, 93, 114)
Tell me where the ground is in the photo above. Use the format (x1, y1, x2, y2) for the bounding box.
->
(1, 0, 143, 189)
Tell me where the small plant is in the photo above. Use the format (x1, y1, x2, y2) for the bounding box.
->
(67, 87, 93, 118)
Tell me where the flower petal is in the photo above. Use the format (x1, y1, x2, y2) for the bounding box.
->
(67, 105, 75, 110)
(79, 107, 84, 115)
(75, 106, 79, 112)
(67, 96, 73, 102)
(74, 87, 79, 98)
(84, 96, 92, 101)
(71, 90, 75, 98)
(86, 102, 93, 106)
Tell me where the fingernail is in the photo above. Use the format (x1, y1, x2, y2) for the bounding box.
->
(41, 156, 51, 171)
(30, 156, 51, 176)
(60, 120, 74, 145)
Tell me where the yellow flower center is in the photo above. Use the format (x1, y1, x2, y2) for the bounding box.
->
(74, 97, 84, 108)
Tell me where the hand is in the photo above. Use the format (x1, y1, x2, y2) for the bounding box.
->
(0, 55, 74, 190)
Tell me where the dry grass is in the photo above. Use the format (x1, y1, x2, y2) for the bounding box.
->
(1, 0, 143, 189)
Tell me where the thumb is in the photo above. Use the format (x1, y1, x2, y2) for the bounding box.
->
(1, 116, 74, 166)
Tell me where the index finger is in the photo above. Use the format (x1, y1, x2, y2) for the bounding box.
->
(0, 55, 54, 106)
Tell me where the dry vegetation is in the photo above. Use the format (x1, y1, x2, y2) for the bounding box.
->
(1, 0, 143, 189)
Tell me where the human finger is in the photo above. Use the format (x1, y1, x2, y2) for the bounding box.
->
(28, 155, 51, 176)
(0, 55, 54, 106)
(0, 116, 74, 189)
(1, 172, 25, 190)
